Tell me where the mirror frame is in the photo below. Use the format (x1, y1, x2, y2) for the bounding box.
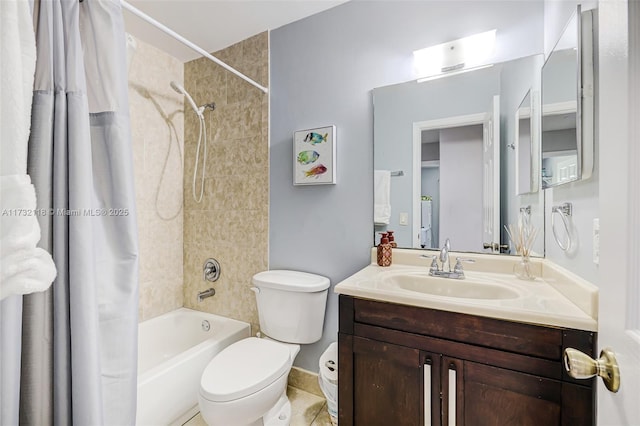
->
(541, 6, 595, 189)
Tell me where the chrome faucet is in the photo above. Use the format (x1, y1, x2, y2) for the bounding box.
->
(197, 288, 216, 302)
(421, 238, 475, 279)
(439, 238, 451, 272)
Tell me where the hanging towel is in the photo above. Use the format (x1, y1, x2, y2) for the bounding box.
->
(374, 170, 391, 225)
(0, 1, 56, 300)
(0, 176, 57, 300)
(1, 0, 37, 176)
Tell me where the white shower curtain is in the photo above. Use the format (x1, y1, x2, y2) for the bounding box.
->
(6, 0, 139, 424)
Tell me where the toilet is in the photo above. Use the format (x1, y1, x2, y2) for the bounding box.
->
(198, 270, 330, 426)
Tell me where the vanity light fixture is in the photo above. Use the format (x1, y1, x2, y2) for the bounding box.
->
(416, 64, 494, 83)
(413, 29, 497, 80)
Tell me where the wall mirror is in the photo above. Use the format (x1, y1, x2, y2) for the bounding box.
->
(515, 89, 540, 195)
(541, 7, 594, 189)
(373, 54, 544, 256)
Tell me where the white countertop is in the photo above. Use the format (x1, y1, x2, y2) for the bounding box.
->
(334, 248, 598, 331)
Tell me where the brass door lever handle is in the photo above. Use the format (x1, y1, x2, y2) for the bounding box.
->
(564, 347, 620, 392)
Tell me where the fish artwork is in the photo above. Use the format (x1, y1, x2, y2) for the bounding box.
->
(304, 164, 327, 178)
(297, 150, 320, 165)
(303, 132, 328, 145)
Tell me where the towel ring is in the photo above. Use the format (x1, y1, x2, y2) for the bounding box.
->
(551, 203, 573, 251)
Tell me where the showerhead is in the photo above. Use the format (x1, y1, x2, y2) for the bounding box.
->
(170, 81, 202, 118)
(169, 80, 182, 93)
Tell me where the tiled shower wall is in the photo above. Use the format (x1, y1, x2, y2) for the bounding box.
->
(128, 37, 185, 321)
(183, 32, 269, 332)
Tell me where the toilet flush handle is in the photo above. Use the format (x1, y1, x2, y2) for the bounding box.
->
(249, 287, 260, 294)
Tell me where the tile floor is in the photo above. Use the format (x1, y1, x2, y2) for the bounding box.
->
(183, 386, 333, 426)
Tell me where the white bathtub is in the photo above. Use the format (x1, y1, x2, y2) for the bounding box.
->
(136, 308, 251, 426)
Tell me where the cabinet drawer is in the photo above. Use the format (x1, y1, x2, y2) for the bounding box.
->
(348, 297, 595, 361)
(355, 323, 563, 380)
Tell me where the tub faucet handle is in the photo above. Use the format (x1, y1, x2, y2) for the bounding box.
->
(204, 258, 220, 282)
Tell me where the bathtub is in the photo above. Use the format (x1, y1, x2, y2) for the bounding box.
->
(136, 308, 251, 426)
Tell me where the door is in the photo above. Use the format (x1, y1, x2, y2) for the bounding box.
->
(595, 0, 640, 423)
(351, 337, 423, 425)
(482, 95, 500, 253)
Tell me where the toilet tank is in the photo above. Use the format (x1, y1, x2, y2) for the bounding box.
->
(252, 270, 330, 344)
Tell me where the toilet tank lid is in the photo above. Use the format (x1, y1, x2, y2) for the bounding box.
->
(252, 270, 330, 292)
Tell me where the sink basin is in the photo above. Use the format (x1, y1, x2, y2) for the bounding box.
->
(381, 273, 521, 300)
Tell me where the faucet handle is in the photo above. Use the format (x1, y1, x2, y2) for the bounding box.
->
(420, 254, 439, 272)
(453, 257, 475, 274)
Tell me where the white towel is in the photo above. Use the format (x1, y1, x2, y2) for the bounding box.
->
(0, 1, 56, 300)
(0, 176, 57, 301)
(374, 170, 391, 225)
(1, 0, 37, 176)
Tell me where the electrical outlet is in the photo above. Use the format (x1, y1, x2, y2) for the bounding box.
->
(399, 212, 409, 226)
(593, 218, 600, 265)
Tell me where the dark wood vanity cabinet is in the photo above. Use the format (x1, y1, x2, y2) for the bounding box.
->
(338, 295, 596, 426)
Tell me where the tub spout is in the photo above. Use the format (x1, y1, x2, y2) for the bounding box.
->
(197, 288, 216, 302)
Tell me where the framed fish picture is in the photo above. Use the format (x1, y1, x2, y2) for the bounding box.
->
(293, 125, 336, 185)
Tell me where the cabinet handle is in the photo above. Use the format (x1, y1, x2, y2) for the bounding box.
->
(424, 363, 431, 426)
(448, 366, 456, 426)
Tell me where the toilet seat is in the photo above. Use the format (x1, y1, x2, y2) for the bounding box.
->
(200, 337, 291, 403)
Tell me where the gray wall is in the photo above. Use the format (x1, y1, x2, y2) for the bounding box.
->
(270, 0, 544, 372)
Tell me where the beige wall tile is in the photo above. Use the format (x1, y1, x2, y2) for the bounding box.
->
(183, 32, 269, 328)
(132, 31, 269, 325)
(212, 42, 244, 70)
(228, 71, 264, 105)
(129, 36, 184, 322)
(242, 33, 269, 73)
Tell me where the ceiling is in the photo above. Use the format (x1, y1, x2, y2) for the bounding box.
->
(122, 0, 348, 63)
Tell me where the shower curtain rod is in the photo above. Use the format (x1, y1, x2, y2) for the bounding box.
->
(120, 0, 269, 94)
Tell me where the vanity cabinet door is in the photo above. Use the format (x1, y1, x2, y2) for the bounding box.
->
(350, 336, 423, 426)
(338, 296, 595, 426)
(448, 360, 582, 426)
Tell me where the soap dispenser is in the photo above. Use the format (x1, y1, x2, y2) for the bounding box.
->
(387, 230, 397, 248)
(377, 233, 392, 267)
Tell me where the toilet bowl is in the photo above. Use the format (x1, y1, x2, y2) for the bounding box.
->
(198, 337, 300, 426)
(198, 270, 330, 426)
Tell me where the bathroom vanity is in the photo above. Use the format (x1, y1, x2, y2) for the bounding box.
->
(335, 249, 598, 426)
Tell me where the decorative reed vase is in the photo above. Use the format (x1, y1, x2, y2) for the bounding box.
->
(513, 254, 535, 281)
